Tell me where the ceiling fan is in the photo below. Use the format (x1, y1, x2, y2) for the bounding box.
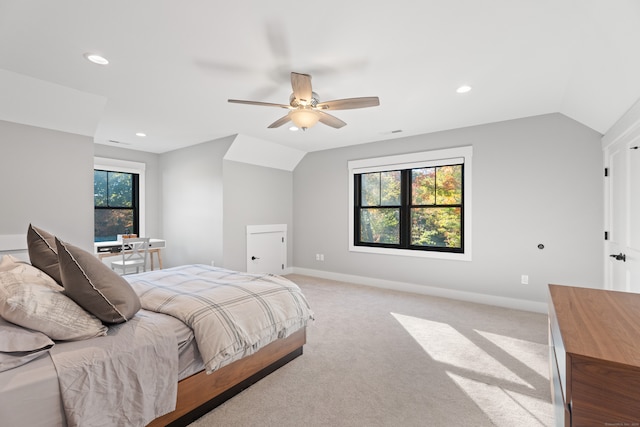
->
(228, 72, 380, 131)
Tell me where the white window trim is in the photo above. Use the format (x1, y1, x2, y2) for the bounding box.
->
(94, 157, 146, 239)
(348, 146, 472, 261)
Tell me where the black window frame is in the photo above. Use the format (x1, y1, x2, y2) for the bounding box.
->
(354, 163, 464, 254)
(94, 169, 140, 242)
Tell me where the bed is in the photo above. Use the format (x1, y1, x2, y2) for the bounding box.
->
(0, 226, 313, 427)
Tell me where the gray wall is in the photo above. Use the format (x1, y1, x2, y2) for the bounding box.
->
(159, 136, 234, 268)
(0, 123, 293, 272)
(0, 120, 94, 250)
(159, 138, 294, 271)
(1, 114, 605, 308)
(93, 144, 162, 241)
(222, 160, 294, 272)
(293, 113, 604, 304)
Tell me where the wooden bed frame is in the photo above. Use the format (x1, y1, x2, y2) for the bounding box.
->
(147, 328, 306, 427)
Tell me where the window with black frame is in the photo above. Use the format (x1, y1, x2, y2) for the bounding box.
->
(94, 170, 139, 242)
(354, 163, 464, 253)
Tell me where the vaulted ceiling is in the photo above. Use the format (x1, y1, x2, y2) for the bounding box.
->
(1, 1, 639, 153)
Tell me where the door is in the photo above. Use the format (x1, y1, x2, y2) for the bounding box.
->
(604, 129, 640, 291)
(246, 224, 287, 274)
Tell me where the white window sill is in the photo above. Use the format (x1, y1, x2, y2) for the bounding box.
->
(349, 244, 472, 261)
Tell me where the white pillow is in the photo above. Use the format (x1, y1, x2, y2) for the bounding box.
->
(0, 254, 30, 272)
(0, 271, 108, 341)
(0, 255, 61, 289)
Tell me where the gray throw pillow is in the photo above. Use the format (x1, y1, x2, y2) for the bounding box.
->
(26, 224, 62, 285)
(56, 238, 141, 324)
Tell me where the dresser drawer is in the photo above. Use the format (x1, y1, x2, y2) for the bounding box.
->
(571, 355, 640, 426)
(549, 323, 570, 426)
(548, 302, 567, 402)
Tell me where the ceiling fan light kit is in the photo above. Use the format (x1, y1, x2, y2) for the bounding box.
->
(228, 72, 380, 131)
(289, 109, 320, 130)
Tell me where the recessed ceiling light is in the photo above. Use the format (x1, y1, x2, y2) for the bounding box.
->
(135, 132, 147, 137)
(456, 85, 472, 94)
(289, 126, 299, 132)
(83, 53, 109, 65)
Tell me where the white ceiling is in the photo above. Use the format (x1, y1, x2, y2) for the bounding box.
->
(1, 1, 639, 154)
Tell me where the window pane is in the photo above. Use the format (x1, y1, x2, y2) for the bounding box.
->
(361, 173, 380, 206)
(360, 208, 399, 244)
(380, 171, 401, 205)
(108, 172, 133, 207)
(412, 168, 436, 205)
(436, 165, 462, 204)
(361, 172, 401, 206)
(411, 207, 461, 248)
(94, 170, 108, 207)
(95, 209, 134, 242)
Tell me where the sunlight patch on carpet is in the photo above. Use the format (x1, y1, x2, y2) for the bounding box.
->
(391, 313, 532, 388)
(475, 330, 549, 380)
(447, 372, 553, 427)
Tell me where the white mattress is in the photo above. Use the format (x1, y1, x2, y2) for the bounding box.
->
(0, 310, 203, 427)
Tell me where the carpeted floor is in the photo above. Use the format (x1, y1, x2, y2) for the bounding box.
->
(189, 274, 553, 427)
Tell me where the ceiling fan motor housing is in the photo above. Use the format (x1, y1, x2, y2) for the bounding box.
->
(289, 92, 319, 108)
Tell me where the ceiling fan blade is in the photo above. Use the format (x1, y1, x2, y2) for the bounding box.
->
(267, 114, 292, 128)
(228, 99, 289, 109)
(316, 96, 380, 110)
(317, 111, 347, 129)
(291, 72, 313, 104)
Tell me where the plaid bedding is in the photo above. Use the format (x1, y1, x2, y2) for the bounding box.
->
(127, 265, 314, 373)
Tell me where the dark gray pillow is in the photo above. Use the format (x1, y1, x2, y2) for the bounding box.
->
(56, 238, 141, 324)
(26, 224, 62, 285)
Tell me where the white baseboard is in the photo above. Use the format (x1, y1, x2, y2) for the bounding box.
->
(291, 267, 548, 314)
(282, 266, 294, 275)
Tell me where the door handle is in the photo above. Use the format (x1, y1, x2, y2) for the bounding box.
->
(251, 256, 260, 261)
(609, 253, 626, 262)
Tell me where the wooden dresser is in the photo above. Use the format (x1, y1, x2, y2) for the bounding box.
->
(548, 284, 640, 426)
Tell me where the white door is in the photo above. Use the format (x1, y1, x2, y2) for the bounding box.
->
(604, 130, 640, 291)
(246, 224, 287, 274)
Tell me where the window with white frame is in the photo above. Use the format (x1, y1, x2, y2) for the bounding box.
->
(94, 157, 146, 242)
(348, 146, 472, 261)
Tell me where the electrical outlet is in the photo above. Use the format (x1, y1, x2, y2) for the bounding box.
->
(521, 275, 529, 285)
(315, 254, 320, 261)
(320, 254, 324, 261)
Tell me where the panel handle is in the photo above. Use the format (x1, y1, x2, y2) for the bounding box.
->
(609, 253, 626, 262)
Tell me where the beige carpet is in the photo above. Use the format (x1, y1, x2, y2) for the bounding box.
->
(189, 274, 553, 427)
